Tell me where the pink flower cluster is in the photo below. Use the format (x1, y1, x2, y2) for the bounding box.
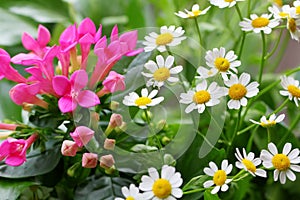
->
(0, 18, 142, 113)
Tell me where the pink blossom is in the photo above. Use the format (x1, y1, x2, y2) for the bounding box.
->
(82, 153, 98, 168)
(0, 134, 38, 166)
(70, 126, 94, 147)
(61, 140, 78, 157)
(9, 83, 48, 109)
(0, 123, 18, 131)
(100, 154, 115, 169)
(52, 70, 100, 113)
(103, 71, 125, 93)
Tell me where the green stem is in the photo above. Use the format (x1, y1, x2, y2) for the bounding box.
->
(235, 4, 243, 21)
(264, 29, 283, 60)
(267, 128, 271, 144)
(194, 17, 203, 48)
(258, 31, 266, 84)
(238, 32, 246, 59)
(237, 124, 256, 135)
(272, 98, 289, 114)
(247, 0, 251, 17)
(227, 108, 242, 152)
(183, 188, 206, 195)
(246, 125, 259, 152)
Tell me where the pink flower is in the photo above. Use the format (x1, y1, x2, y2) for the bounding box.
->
(103, 71, 125, 93)
(0, 123, 18, 131)
(82, 153, 98, 168)
(61, 140, 78, 157)
(52, 70, 100, 113)
(70, 126, 94, 147)
(9, 83, 48, 109)
(0, 134, 38, 166)
(100, 154, 115, 169)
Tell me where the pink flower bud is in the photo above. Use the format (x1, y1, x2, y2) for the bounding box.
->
(103, 139, 116, 150)
(82, 153, 98, 168)
(61, 140, 78, 157)
(100, 154, 115, 169)
(109, 113, 123, 128)
(70, 126, 94, 147)
(102, 71, 125, 93)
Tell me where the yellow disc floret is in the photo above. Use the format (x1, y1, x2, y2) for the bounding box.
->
(156, 33, 174, 45)
(153, 67, 170, 82)
(152, 178, 172, 199)
(296, 6, 300, 15)
(242, 159, 257, 173)
(272, 154, 290, 171)
(261, 120, 276, 128)
(287, 85, 300, 98)
(225, 0, 234, 2)
(213, 170, 227, 186)
(135, 97, 152, 106)
(251, 17, 270, 28)
(126, 197, 135, 200)
(214, 58, 230, 72)
(288, 18, 297, 33)
(193, 90, 211, 104)
(228, 84, 247, 100)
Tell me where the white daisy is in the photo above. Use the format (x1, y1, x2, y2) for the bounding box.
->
(239, 14, 280, 34)
(268, 5, 294, 19)
(203, 160, 233, 194)
(260, 142, 300, 184)
(115, 184, 143, 200)
(175, 4, 211, 18)
(196, 66, 218, 79)
(122, 88, 164, 109)
(224, 73, 259, 110)
(293, 0, 300, 15)
(141, 55, 183, 88)
(279, 75, 300, 107)
(209, 0, 245, 8)
(286, 16, 300, 41)
(249, 113, 285, 128)
(139, 165, 183, 200)
(235, 148, 267, 177)
(143, 26, 186, 52)
(179, 79, 227, 113)
(205, 47, 241, 81)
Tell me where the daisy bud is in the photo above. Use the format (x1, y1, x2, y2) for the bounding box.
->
(82, 153, 98, 168)
(70, 126, 94, 147)
(100, 154, 115, 169)
(104, 138, 116, 150)
(61, 140, 78, 157)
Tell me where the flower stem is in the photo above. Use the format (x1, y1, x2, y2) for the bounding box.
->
(183, 188, 206, 195)
(227, 108, 242, 152)
(246, 125, 259, 152)
(238, 32, 246, 59)
(235, 4, 243, 21)
(267, 128, 271, 144)
(194, 17, 204, 48)
(258, 31, 266, 84)
(264, 29, 283, 60)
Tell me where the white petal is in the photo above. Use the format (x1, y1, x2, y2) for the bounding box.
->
(185, 103, 196, 113)
(211, 186, 220, 194)
(275, 114, 285, 123)
(221, 184, 229, 192)
(279, 171, 286, 184)
(268, 143, 278, 155)
(228, 99, 241, 110)
(255, 169, 267, 177)
(170, 66, 183, 74)
(290, 164, 300, 172)
(274, 169, 279, 181)
(286, 169, 296, 181)
(283, 143, 292, 155)
(167, 77, 179, 83)
(141, 88, 149, 97)
(141, 191, 154, 199)
(239, 73, 251, 85)
(203, 180, 214, 188)
(204, 167, 215, 176)
(221, 160, 228, 171)
(148, 90, 158, 99)
(289, 148, 300, 160)
(165, 56, 174, 68)
(161, 165, 175, 180)
(260, 149, 273, 161)
(148, 167, 159, 180)
(209, 161, 218, 172)
(144, 61, 158, 73)
(156, 55, 165, 68)
(171, 188, 183, 198)
(149, 97, 164, 106)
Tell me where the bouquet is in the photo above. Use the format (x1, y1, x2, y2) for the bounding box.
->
(0, 0, 300, 199)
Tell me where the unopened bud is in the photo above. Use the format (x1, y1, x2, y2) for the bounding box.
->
(162, 136, 171, 145)
(109, 113, 123, 128)
(156, 120, 167, 131)
(82, 153, 98, 168)
(61, 140, 78, 157)
(104, 139, 116, 150)
(141, 110, 153, 122)
(110, 101, 119, 111)
(100, 154, 115, 169)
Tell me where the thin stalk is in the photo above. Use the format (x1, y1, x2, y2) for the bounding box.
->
(267, 128, 271, 144)
(258, 31, 266, 84)
(264, 29, 283, 60)
(227, 108, 242, 152)
(183, 188, 206, 195)
(247, 0, 251, 17)
(238, 32, 246, 60)
(194, 17, 203, 48)
(272, 98, 289, 114)
(278, 113, 300, 147)
(235, 4, 243, 21)
(246, 125, 259, 152)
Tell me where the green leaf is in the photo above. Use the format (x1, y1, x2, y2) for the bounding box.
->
(204, 190, 220, 200)
(74, 175, 132, 200)
(0, 179, 37, 200)
(0, 141, 61, 178)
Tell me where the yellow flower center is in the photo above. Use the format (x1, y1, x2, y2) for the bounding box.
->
(193, 90, 211, 104)
(251, 17, 270, 28)
(225, 0, 234, 2)
(296, 6, 300, 15)
(214, 57, 230, 72)
(135, 97, 152, 106)
(279, 12, 289, 18)
(126, 197, 135, 200)
(152, 178, 172, 199)
(261, 120, 276, 128)
(156, 33, 174, 45)
(272, 154, 290, 171)
(153, 67, 170, 82)
(274, 0, 283, 7)
(242, 159, 257, 173)
(287, 85, 300, 98)
(288, 18, 297, 33)
(228, 84, 247, 100)
(213, 170, 227, 186)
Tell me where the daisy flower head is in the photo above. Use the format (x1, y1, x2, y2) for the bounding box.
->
(268, 5, 294, 19)
(205, 47, 241, 81)
(294, 0, 300, 15)
(179, 79, 227, 114)
(249, 113, 285, 128)
(235, 148, 267, 177)
(239, 14, 280, 34)
(139, 165, 183, 200)
(141, 55, 183, 89)
(122, 88, 164, 109)
(286, 16, 300, 41)
(209, 0, 245, 9)
(260, 142, 300, 184)
(143, 26, 186, 52)
(196, 66, 218, 79)
(224, 73, 259, 110)
(175, 4, 211, 19)
(280, 75, 300, 106)
(203, 160, 233, 194)
(115, 184, 143, 200)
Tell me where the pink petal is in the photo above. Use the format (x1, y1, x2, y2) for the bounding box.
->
(70, 70, 88, 91)
(22, 32, 38, 52)
(125, 48, 144, 56)
(94, 24, 102, 42)
(110, 25, 119, 42)
(37, 25, 51, 47)
(59, 24, 78, 51)
(5, 155, 26, 166)
(0, 140, 10, 157)
(120, 30, 137, 50)
(78, 18, 96, 39)
(77, 90, 100, 108)
(52, 75, 71, 96)
(58, 96, 77, 113)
